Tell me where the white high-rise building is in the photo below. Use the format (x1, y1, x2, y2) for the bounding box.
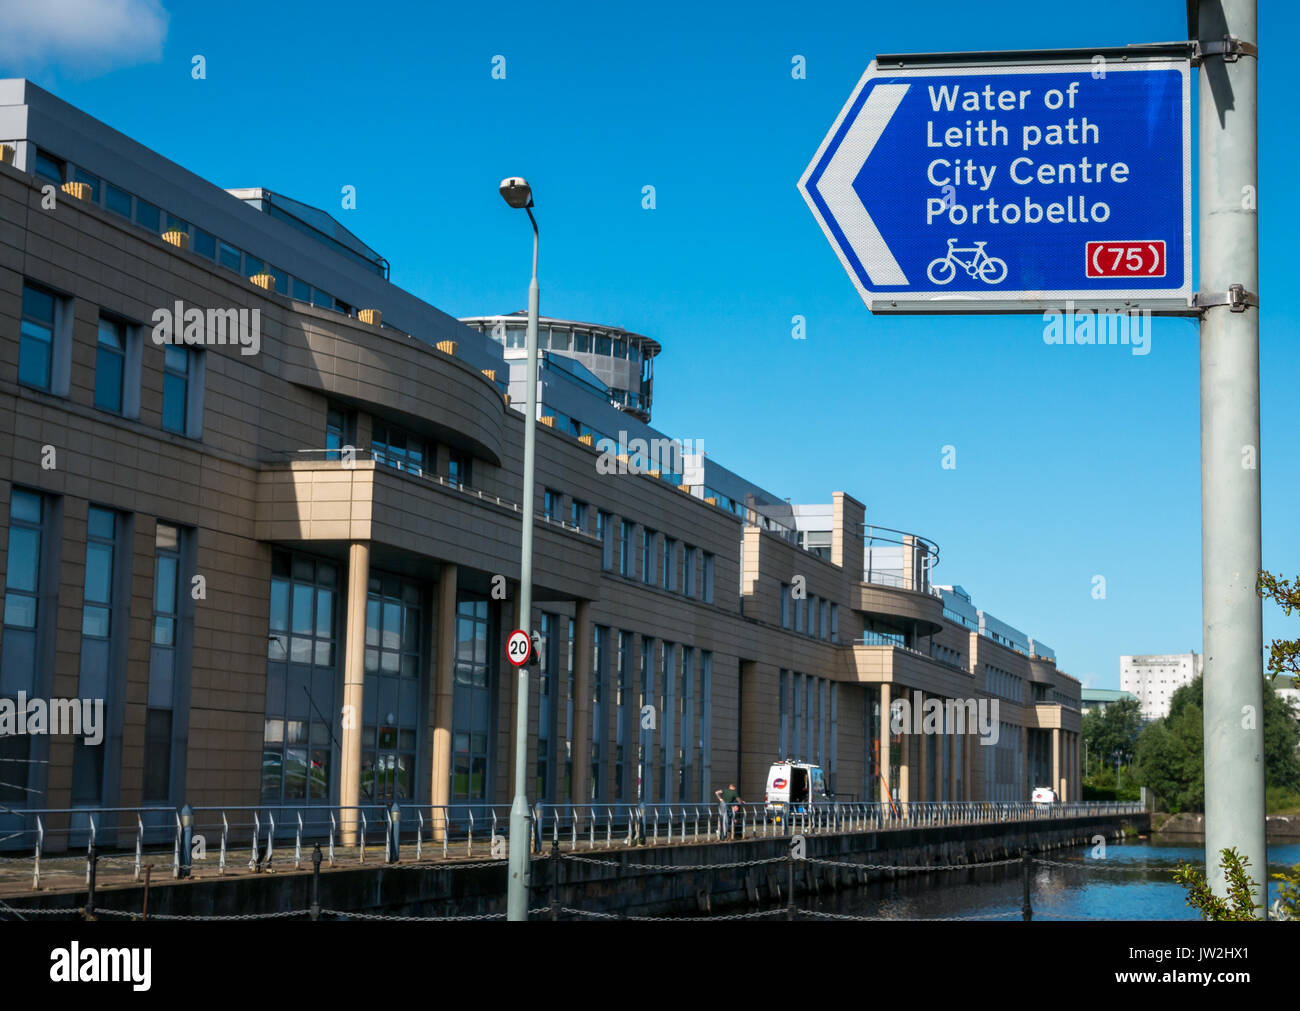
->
(1120, 653, 1203, 721)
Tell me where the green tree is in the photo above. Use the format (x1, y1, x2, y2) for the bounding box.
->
(1082, 697, 1142, 771)
(1131, 673, 1299, 811)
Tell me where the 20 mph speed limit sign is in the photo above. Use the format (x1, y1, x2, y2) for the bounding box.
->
(506, 629, 532, 667)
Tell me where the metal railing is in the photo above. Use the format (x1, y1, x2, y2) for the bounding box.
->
(529, 799, 1143, 850)
(0, 799, 1142, 888)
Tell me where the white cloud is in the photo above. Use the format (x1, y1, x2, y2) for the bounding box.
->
(0, 0, 169, 76)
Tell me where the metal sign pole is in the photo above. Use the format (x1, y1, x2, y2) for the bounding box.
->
(1196, 0, 1265, 915)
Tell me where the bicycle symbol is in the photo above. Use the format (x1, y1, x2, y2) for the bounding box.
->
(927, 238, 1008, 285)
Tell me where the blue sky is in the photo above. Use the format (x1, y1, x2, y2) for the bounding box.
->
(4, 0, 1296, 690)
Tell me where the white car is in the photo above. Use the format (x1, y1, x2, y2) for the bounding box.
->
(1031, 786, 1058, 805)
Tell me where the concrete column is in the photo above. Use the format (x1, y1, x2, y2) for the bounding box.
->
(1051, 727, 1061, 799)
(879, 683, 891, 807)
(964, 731, 974, 801)
(339, 542, 370, 846)
(951, 722, 961, 800)
(898, 697, 911, 805)
(916, 691, 929, 802)
(571, 599, 592, 803)
(430, 564, 457, 839)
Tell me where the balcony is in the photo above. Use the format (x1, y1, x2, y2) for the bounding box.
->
(255, 449, 602, 600)
(863, 524, 941, 596)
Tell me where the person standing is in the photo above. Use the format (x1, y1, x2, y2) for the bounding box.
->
(715, 783, 742, 840)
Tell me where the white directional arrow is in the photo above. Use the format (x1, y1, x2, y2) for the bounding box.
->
(801, 74, 910, 288)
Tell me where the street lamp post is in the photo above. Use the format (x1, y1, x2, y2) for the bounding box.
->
(501, 177, 539, 922)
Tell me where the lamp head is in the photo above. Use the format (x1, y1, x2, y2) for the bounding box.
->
(499, 176, 533, 209)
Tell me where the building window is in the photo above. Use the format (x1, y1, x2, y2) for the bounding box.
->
(615, 630, 632, 802)
(142, 709, 173, 802)
(659, 643, 674, 802)
(94, 315, 129, 414)
(452, 596, 493, 802)
(591, 626, 607, 801)
(19, 282, 59, 391)
(362, 573, 421, 802)
(105, 182, 132, 218)
(678, 646, 693, 801)
(564, 617, 575, 799)
(3, 490, 44, 630)
(325, 404, 355, 459)
(448, 450, 471, 487)
(699, 652, 712, 801)
(263, 551, 339, 804)
(638, 638, 654, 802)
(161, 345, 194, 435)
(371, 421, 425, 475)
(642, 529, 655, 585)
(72, 166, 99, 202)
(830, 604, 839, 644)
(702, 553, 715, 604)
(151, 523, 181, 649)
(781, 584, 791, 628)
(663, 538, 676, 591)
(218, 241, 242, 273)
(683, 546, 696, 597)
(73, 506, 120, 805)
(778, 670, 790, 756)
(536, 613, 555, 800)
(145, 522, 192, 803)
(619, 521, 632, 576)
(192, 229, 217, 260)
(33, 148, 63, 183)
(136, 200, 161, 232)
(571, 498, 588, 533)
(597, 511, 612, 569)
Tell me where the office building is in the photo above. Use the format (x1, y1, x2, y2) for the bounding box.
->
(0, 80, 1081, 846)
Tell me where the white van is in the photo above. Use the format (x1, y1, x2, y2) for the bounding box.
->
(764, 761, 831, 821)
(1031, 786, 1058, 808)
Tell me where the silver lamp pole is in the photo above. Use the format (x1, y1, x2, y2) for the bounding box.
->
(501, 176, 539, 921)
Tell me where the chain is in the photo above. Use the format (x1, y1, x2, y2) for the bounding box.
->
(557, 905, 786, 921)
(806, 855, 1023, 872)
(320, 909, 506, 921)
(0, 905, 80, 917)
(388, 859, 509, 871)
(1032, 857, 1157, 873)
(561, 853, 788, 872)
(94, 908, 311, 921)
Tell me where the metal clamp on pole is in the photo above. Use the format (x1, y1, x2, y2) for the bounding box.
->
(1193, 284, 1258, 313)
(1193, 35, 1258, 64)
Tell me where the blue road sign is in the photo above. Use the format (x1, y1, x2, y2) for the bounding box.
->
(799, 56, 1192, 313)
